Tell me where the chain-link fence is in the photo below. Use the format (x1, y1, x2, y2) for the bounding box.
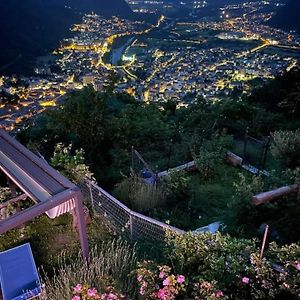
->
(78, 178, 184, 241)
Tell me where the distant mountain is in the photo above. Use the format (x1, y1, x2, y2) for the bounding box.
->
(0, 0, 133, 75)
(269, 0, 300, 33)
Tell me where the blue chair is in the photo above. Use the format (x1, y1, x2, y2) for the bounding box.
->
(0, 243, 42, 300)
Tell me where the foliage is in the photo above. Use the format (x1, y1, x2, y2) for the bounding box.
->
(50, 143, 94, 183)
(0, 187, 16, 220)
(271, 129, 300, 169)
(21, 69, 300, 187)
(192, 280, 228, 300)
(0, 186, 11, 202)
(160, 170, 190, 203)
(247, 67, 300, 122)
(193, 132, 233, 181)
(44, 239, 137, 300)
(162, 231, 300, 299)
(233, 173, 265, 201)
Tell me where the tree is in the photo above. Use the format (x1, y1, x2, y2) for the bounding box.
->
(271, 129, 300, 169)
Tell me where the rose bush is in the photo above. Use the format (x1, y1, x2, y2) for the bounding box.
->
(72, 284, 124, 300)
(136, 261, 186, 299)
(134, 232, 299, 299)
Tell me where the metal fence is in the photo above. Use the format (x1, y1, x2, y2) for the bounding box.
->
(78, 178, 184, 241)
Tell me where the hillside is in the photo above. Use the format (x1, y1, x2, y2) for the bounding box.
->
(0, 0, 133, 75)
(269, 0, 300, 33)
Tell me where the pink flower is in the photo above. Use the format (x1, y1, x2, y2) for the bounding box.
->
(242, 277, 250, 284)
(159, 271, 166, 279)
(87, 288, 98, 298)
(296, 263, 300, 271)
(176, 275, 185, 284)
(137, 275, 143, 282)
(283, 282, 290, 289)
(72, 296, 81, 300)
(215, 290, 224, 298)
(162, 278, 170, 286)
(157, 289, 166, 299)
(108, 293, 117, 300)
(74, 284, 82, 293)
(139, 280, 147, 295)
(139, 287, 145, 295)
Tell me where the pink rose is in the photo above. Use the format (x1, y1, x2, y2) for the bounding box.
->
(108, 293, 117, 300)
(72, 296, 81, 300)
(159, 271, 166, 279)
(242, 277, 250, 284)
(139, 287, 145, 295)
(162, 278, 170, 286)
(87, 288, 98, 298)
(176, 275, 185, 284)
(137, 275, 143, 282)
(283, 282, 290, 289)
(296, 263, 300, 271)
(215, 290, 224, 298)
(157, 289, 166, 299)
(74, 284, 82, 293)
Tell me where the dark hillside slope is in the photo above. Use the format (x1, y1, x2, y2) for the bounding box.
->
(269, 0, 300, 33)
(0, 0, 133, 75)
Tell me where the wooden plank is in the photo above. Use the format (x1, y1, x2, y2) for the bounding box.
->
(252, 184, 299, 205)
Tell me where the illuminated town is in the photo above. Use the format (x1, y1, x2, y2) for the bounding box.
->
(0, 0, 299, 130)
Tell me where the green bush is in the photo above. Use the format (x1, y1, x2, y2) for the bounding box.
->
(50, 143, 94, 183)
(271, 130, 300, 169)
(193, 132, 233, 181)
(163, 231, 300, 299)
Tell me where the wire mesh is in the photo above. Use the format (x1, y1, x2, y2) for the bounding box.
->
(78, 178, 184, 241)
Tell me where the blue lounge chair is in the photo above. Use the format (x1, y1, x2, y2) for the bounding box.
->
(0, 243, 42, 300)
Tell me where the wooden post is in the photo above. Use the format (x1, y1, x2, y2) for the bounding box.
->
(260, 136, 270, 173)
(260, 225, 269, 259)
(74, 193, 89, 263)
(89, 181, 94, 210)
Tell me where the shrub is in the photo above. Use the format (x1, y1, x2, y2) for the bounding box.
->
(271, 130, 300, 169)
(71, 284, 124, 299)
(136, 261, 186, 299)
(43, 239, 137, 299)
(162, 231, 300, 299)
(160, 170, 190, 203)
(193, 132, 233, 181)
(50, 143, 94, 183)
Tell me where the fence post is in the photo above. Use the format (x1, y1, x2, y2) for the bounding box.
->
(88, 180, 95, 210)
(129, 213, 133, 241)
(260, 136, 271, 172)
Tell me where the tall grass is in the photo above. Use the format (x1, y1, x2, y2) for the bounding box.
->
(115, 174, 166, 212)
(43, 239, 137, 300)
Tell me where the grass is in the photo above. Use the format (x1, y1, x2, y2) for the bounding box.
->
(150, 164, 243, 231)
(0, 213, 112, 274)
